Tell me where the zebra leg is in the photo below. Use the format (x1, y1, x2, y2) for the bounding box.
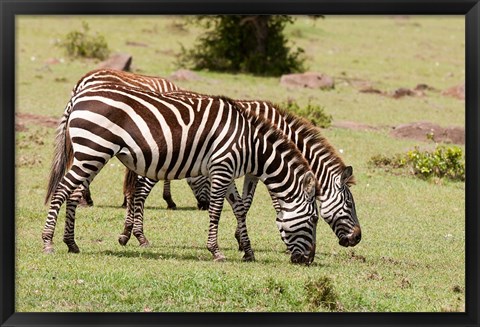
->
(131, 176, 157, 247)
(42, 166, 96, 253)
(225, 183, 255, 262)
(242, 174, 260, 212)
(118, 190, 134, 246)
(162, 180, 177, 210)
(79, 186, 94, 207)
(119, 169, 137, 245)
(206, 176, 232, 262)
(235, 174, 260, 251)
(63, 186, 85, 253)
(186, 176, 210, 210)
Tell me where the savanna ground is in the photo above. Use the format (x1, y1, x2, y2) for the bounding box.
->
(15, 16, 465, 312)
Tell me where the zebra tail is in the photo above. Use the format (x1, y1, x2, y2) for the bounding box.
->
(123, 169, 137, 198)
(44, 101, 74, 205)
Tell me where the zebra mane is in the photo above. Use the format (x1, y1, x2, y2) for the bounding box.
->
(273, 102, 356, 186)
(230, 98, 355, 186)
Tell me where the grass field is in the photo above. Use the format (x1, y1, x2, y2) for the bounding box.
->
(15, 15, 465, 312)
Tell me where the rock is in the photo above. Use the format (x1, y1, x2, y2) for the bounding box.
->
(442, 82, 465, 100)
(280, 72, 334, 90)
(390, 122, 464, 144)
(97, 53, 132, 71)
(169, 69, 200, 81)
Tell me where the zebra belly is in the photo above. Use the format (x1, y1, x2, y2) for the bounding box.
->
(116, 147, 208, 182)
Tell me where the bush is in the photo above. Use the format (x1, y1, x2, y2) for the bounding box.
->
(405, 145, 465, 181)
(58, 21, 110, 60)
(283, 99, 332, 128)
(369, 145, 465, 182)
(178, 16, 306, 76)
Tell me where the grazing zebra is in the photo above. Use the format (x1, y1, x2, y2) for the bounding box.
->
(120, 93, 361, 251)
(43, 85, 320, 264)
(71, 68, 203, 210)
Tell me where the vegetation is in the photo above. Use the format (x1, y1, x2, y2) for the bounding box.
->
(178, 16, 306, 76)
(15, 16, 465, 312)
(369, 144, 465, 181)
(305, 276, 342, 311)
(57, 21, 110, 60)
(282, 98, 332, 128)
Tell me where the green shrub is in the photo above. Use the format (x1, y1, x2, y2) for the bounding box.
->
(283, 99, 332, 128)
(177, 16, 306, 76)
(58, 21, 110, 60)
(405, 145, 465, 181)
(369, 145, 465, 182)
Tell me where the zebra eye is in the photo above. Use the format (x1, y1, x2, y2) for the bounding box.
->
(310, 214, 319, 224)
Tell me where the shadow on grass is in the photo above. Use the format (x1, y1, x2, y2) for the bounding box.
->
(100, 249, 206, 261)
(97, 246, 332, 267)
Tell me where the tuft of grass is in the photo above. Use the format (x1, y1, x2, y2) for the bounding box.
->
(305, 277, 342, 311)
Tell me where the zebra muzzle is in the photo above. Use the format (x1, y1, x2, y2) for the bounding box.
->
(339, 225, 362, 247)
(290, 244, 316, 265)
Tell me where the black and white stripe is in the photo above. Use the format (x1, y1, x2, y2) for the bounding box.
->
(43, 86, 319, 264)
(72, 69, 186, 210)
(123, 95, 361, 250)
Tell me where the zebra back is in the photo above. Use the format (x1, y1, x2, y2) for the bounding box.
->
(71, 69, 180, 96)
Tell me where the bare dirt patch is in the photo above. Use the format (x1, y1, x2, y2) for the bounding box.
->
(16, 113, 58, 131)
(442, 82, 465, 100)
(280, 72, 334, 90)
(359, 83, 437, 99)
(390, 121, 464, 144)
(334, 120, 464, 145)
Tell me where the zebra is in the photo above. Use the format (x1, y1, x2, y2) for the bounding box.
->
(70, 68, 203, 210)
(43, 84, 320, 264)
(120, 93, 361, 251)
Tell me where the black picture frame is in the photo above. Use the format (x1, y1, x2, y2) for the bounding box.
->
(1, 1, 479, 326)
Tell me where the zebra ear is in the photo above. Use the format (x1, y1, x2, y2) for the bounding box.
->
(303, 171, 317, 199)
(341, 166, 354, 185)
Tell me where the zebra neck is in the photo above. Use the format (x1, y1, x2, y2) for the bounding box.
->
(251, 136, 307, 200)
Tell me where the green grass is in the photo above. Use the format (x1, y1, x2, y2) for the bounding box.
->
(15, 15, 465, 312)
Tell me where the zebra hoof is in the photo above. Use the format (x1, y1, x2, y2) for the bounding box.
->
(197, 201, 209, 210)
(67, 246, 80, 254)
(118, 235, 130, 246)
(242, 254, 255, 262)
(139, 240, 150, 247)
(43, 246, 55, 254)
(213, 254, 226, 262)
(167, 205, 177, 210)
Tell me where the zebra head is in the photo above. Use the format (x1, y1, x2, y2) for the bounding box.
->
(276, 171, 319, 265)
(319, 166, 361, 247)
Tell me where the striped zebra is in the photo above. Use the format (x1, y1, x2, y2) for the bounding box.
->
(71, 69, 203, 210)
(43, 84, 320, 264)
(120, 93, 361, 251)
